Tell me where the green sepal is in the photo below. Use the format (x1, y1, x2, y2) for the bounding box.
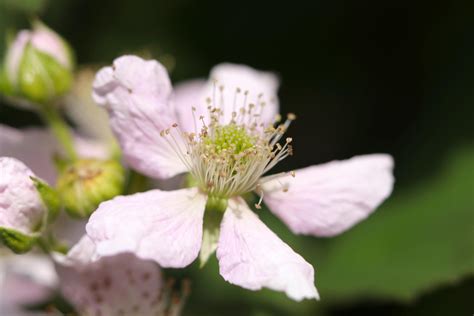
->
(0, 66, 14, 95)
(199, 208, 224, 268)
(18, 43, 72, 103)
(31, 176, 61, 224)
(0, 227, 38, 254)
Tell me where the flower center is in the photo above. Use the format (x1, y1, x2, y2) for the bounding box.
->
(161, 82, 295, 203)
(203, 124, 255, 155)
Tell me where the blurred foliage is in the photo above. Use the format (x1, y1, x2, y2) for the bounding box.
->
(0, 0, 47, 57)
(0, 0, 46, 12)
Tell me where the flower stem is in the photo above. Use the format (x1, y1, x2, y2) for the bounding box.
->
(39, 104, 78, 161)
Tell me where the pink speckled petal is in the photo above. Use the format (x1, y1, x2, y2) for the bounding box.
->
(262, 154, 395, 237)
(55, 236, 166, 316)
(92, 55, 187, 179)
(86, 188, 206, 268)
(217, 197, 318, 301)
(0, 157, 45, 234)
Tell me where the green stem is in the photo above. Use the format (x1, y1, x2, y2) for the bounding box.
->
(39, 104, 77, 161)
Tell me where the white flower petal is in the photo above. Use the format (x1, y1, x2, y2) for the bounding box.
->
(206, 63, 280, 126)
(0, 125, 57, 184)
(173, 79, 207, 132)
(92, 55, 187, 179)
(217, 197, 318, 301)
(262, 154, 395, 237)
(86, 188, 206, 268)
(64, 68, 116, 145)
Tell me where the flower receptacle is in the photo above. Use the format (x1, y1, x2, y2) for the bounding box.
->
(56, 159, 125, 218)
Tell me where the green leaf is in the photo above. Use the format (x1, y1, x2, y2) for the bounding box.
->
(31, 176, 61, 224)
(0, 227, 37, 254)
(313, 147, 474, 302)
(199, 208, 224, 268)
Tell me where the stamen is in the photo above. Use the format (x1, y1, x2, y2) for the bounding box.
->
(160, 84, 296, 198)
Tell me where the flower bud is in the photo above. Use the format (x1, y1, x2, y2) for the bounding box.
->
(0, 157, 46, 253)
(1, 20, 74, 103)
(56, 159, 125, 218)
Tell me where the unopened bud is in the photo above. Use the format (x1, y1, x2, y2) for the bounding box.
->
(0, 157, 46, 253)
(1, 20, 74, 103)
(56, 159, 125, 218)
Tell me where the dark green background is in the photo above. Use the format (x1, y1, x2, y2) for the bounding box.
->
(1, 0, 473, 315)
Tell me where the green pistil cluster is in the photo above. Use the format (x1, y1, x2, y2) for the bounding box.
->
(204, 123, 255, 155)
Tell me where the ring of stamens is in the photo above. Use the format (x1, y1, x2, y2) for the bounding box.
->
(160, 80, 295, 206)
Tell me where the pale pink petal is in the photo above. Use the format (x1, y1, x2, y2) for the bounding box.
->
(64, 68, 116, 146)
(0, 254, 57, 306)
(5, 23, 71, 89)
(217, 197, 318, 301)
(262, 154, 395, 237)
(0, 157, 46, 234)
(30, 22, 71, 69)
(5, 31, 30, 85)
(173, 79, 207, 132)
(92, 55, 187, 179)
(74, 135, 111, 160)
(202, 63, 280, 126)
(0, 125, 57, 183)
(0, 124, 110, 184)
(86, 188, 206, 268)
(51, 213, 88, 248)
(55, 236, 165, 316)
